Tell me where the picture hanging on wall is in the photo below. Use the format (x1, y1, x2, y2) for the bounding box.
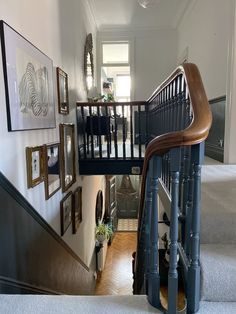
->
(57, 67, 69, 115)
(72, 186, 82, 234)
(26, 146, 44, 188)
(43, 142, 61, 200)
(60, 191, 73, 236)
(59, 123, 76, 192)
(0, 20, 55, 131)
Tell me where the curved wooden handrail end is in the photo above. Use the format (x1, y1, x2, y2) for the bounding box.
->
(137, 63, 212, 242)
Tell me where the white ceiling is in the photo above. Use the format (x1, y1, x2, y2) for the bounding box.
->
(86, 0, 190, 31)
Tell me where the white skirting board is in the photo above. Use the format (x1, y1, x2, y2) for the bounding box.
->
(97, 241, 108, 271)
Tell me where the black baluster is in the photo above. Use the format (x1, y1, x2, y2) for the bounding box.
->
(130, 104, 134, 158)
(113, 105, 118, 158)
(97, 105, 102, 158)
(89, 105, 94, 159)
(122, 105, 126, 159)
(81, 105, 87, 159)
(138, 104, 142, 158)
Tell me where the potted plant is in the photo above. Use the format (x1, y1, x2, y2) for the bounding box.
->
(95, 222, 113, 244)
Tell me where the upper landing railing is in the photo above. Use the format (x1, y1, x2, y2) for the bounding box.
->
(133, 63, 212, 314)
(76, 101, 146, 174)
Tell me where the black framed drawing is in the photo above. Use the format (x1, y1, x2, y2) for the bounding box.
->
(0, 20, 55, 131)
(60, 191, 73, 236)
(57, 67, 69, 115)
(26, 146, 44, 188)
(59, 123, 76, 192)
(72, 186, 82, 234)
(43, 142, 61, 200)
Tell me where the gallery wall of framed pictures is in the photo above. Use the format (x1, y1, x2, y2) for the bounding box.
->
(0, 20, 83, 237)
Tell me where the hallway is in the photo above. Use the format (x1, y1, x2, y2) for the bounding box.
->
(95, 232, 185, 311)
(95, 232, 136, 295)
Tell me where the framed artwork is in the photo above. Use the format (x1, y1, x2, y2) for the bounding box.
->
(26, 146, 44, 188)
(0, 20, 55, 131)
(44, 142, 61, 200)
(59, 123, 76, 192)
(60, 191, 73, 236)
(72, 186, 82, 234)
(57, 67, 69, 114)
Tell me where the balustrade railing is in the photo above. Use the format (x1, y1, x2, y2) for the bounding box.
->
(77, 101, 146, 162)
(133, 63, 212, 314)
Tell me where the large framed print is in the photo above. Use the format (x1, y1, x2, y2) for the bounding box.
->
(0, 20, 55, 131)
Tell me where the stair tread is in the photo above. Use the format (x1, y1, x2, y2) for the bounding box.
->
(0, 295, 162, 314)
(201, 244, 236, 302)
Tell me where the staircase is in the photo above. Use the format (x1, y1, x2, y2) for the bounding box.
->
(2, 63, 236, 314)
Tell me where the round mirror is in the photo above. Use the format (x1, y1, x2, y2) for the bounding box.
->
(84, 33, 94, 92)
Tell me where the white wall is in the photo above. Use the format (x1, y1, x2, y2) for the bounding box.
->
(177, 0, 235, 163)
(97, 28, 177, 101)
(0, 0, 103, 267)
(177, 0, 232, 100)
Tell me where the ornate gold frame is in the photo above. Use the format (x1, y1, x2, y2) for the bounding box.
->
(26, 146, 44, 188)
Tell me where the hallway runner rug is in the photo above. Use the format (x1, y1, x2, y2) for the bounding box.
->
(117, 219, 138, 232)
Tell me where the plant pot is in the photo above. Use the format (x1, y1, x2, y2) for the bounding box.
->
(96, 234, 107, 243)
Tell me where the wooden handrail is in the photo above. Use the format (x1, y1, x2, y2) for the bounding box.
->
(138, 63, 212, 237)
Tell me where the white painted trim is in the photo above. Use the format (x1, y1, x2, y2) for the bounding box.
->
(224, 0, 236, 163)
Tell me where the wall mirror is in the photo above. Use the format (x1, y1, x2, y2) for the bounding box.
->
(44, 142, 61, 200)
(84, 33, 94, 92)
(96, 190, 103, 224)
(59, 123, 76, 192)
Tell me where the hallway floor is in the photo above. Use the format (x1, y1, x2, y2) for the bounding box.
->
(95, 232, 185, 311)
(95, 232, 136, 295)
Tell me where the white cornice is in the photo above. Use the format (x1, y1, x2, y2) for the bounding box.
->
(98, 24, 176, 35)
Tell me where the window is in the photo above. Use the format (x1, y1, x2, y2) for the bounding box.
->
(100, 42, 131, 102)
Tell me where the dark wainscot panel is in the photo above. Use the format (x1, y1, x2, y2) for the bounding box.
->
(205, 96, 225, 162)
(0, 172, 96, 294)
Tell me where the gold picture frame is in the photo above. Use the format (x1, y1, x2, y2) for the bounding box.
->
(26, 146, 44, 188)
(59, 123, 76, 192)
(57, 67, 69, 115)
(43, 142, 61, 200)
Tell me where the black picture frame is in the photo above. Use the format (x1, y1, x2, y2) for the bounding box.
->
(72, 186, 82, 234)
(60, 191, 73, 236)
(0, 20, 55, 131)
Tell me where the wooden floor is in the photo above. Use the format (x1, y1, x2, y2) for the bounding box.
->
(95, 232, 185, 311)
(95, 232, 136, 295)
